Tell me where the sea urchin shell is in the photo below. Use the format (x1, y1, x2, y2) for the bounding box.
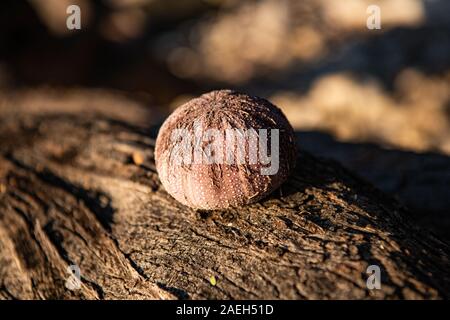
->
(155, 90, 297, 210)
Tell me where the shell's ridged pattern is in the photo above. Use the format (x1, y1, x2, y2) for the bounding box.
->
(155, 90, 297, 210)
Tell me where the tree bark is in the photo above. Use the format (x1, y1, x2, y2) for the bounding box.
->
(0, 89, 449, 299)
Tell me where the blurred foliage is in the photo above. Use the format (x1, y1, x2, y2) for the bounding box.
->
(0, 0, 450, 154)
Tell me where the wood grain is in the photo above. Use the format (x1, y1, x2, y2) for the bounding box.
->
(0, 89, 449, 299)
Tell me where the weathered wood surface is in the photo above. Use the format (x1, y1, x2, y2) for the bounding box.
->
(298, 131, 450, 242)
(0, 89, 449, 299)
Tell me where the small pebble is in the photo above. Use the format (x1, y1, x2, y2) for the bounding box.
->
(132, 152, 144, 166)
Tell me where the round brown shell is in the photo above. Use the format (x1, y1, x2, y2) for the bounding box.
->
(155, 90, 297, 210)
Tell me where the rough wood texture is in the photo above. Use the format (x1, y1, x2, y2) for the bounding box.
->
(298, 131, 450, 241)
(1, 89, 450, 300)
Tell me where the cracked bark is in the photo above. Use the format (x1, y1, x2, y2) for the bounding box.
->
(0, 90, 449, 299)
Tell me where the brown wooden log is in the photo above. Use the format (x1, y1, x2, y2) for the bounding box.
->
(0, 89, 449, 300)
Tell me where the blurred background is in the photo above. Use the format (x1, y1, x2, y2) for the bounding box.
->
(0, 0, 449, 239)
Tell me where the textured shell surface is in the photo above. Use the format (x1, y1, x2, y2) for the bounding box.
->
(155, 90, 297, 210)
